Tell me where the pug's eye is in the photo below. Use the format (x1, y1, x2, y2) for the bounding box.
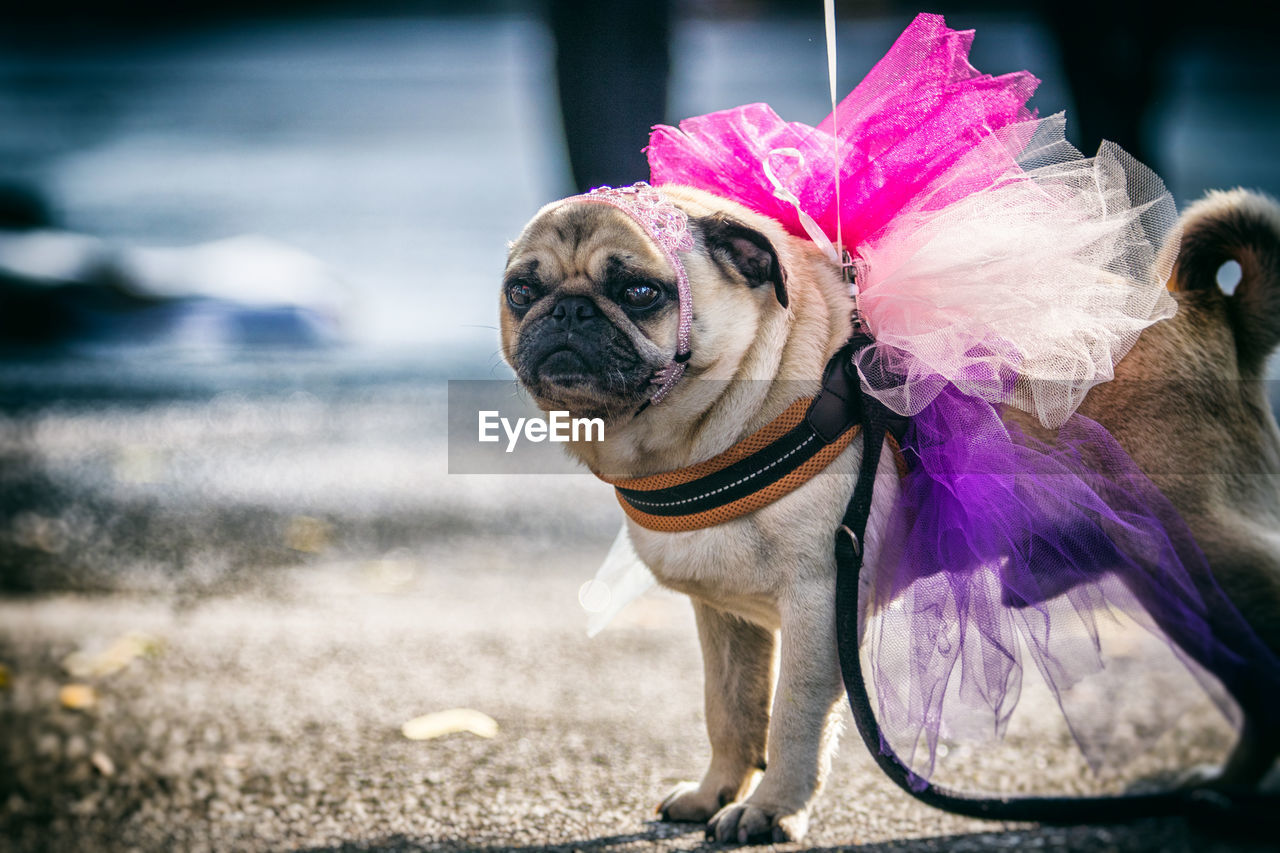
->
(622, 284, 660, 309)
(507, 282, 536, 308)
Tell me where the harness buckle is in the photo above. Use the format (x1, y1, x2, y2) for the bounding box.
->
(842, 249, 869, 335)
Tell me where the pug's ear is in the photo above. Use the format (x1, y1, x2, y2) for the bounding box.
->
(697, 214, 789, 308)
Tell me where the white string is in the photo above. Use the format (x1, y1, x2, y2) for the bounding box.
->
(758, 4, 854, 291)
(762, 148, 842, 265)
(824, 0, 842, 260)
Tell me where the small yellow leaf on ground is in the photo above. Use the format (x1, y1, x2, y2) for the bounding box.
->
(0, 663, 10, 689)
(59, 684, 97, 710)
(91, 750, 116, 777)
(62, 631, 162, 679)
(360, 554, 416, 593)
(401, 708, 499, 741)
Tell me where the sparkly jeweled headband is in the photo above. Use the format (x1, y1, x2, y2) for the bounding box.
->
(568, 182, 694, 405)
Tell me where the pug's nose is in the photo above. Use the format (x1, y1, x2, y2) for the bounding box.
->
(551, 296, 599, 330)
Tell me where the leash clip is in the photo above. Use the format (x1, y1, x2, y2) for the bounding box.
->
(838, 523, 862, 557)
(842, 249, 869, 335)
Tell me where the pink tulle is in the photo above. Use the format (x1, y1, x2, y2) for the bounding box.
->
(647, 13, 1038, 249)
(647, 13, 1177, 429)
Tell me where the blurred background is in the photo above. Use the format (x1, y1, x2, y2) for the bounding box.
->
(1, 0, 1278, 591)
(2, 2, 1279, 849)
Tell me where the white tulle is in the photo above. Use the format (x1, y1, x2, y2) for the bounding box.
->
(584, 523, 656, 636)
(853, 115, 1180, 428)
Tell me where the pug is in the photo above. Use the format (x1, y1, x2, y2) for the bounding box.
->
(500, 184, 1280, 843)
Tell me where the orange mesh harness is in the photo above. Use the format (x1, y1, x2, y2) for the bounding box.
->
(594, 339, 908, 533)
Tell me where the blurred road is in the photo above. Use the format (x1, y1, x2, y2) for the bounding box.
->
(2, 9, 1278, 355)
(0, 372, 1274, 851)
(1, 543, 1276, 852)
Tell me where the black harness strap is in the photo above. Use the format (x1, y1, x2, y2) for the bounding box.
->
(833, 338, 1280, 829)
(616, 425, 826, 517)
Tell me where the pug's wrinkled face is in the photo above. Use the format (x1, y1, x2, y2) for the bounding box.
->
(501, 196, 788, 421)
(501, 203, 675, 420)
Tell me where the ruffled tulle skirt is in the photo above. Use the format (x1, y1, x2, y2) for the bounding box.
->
(867, 388, 1280, 787)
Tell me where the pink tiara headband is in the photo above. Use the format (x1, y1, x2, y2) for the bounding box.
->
(568, 182, 694, 405)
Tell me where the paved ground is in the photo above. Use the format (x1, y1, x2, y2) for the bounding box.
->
(0, 357, 1277, 852)
(1, 538, 1277, 853)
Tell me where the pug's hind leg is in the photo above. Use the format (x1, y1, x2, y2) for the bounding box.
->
(1127, 517, 1280, 789)
(658, 601, 774, 823)
(1192, 524, 1280, 788)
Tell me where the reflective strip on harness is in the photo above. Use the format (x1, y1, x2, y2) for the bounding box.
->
(608, 426, 861, 532)
(594, 338, 907, 533)
(597, 411, 907, 533)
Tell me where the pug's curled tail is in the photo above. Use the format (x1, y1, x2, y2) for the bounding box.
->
(1171, 188, 1280, 374)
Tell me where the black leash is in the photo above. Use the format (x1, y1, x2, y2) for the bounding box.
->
(831, 337, 1280, 830)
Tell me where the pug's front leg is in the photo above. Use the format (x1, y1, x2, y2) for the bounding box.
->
(659, 600, 774, 823)
(707, 581, 844, 844)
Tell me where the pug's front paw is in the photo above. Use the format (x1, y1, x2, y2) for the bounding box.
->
(707, 799, 809, 844)
(657, 780, 731, 823)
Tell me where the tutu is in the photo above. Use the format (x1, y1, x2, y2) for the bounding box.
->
(868, 388, 1280, 786)
(853, 116, 1178, 427)
(645, 12, 1280, 786)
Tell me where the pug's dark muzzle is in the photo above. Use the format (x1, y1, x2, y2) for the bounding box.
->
(514, 295, 655, 418)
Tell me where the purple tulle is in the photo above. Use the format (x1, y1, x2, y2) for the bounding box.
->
(869, 385, 1280, 784)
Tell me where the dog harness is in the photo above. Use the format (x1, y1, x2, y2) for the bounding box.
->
(595, 335, 908, 533)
